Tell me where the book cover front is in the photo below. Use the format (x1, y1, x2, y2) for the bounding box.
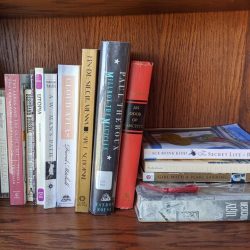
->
(57, 65, 80, 207)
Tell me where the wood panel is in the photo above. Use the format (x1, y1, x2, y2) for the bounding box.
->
(0, 11, 248, 128)
(0, 0, 250, 17)
(1, 199, 250, 249)
(240, 12, 250, 131)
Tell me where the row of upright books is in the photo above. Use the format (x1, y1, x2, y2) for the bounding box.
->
(136, 124, 250, 222)
(0, 41, 154, 215)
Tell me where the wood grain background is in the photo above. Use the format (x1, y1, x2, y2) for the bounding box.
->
(0, 11, 249, 129)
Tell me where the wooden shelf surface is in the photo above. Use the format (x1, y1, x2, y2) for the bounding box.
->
(0, 0, 250, 17)
(0, 199, 250, 249)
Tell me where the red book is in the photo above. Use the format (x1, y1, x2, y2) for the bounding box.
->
(115, 61, 153, 209)
(5, 74, 26, 205)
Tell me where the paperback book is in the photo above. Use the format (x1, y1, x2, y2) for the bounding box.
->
(135, 182, 250, 222)
(57, 65, 80, 207)
(0, 89, 9, 196)
(143, 124, 250, 160)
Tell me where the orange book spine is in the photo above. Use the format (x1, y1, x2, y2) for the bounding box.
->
(115, 61, 153, 209)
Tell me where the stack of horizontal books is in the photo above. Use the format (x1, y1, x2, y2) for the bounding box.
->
(136, 123, 250, 222)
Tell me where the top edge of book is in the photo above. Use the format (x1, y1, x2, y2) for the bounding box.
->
(143, 123, 250, 159)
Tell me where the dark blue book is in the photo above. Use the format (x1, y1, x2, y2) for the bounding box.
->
(90, 41, 130, 215)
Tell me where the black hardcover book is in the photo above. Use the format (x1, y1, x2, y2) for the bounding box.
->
(90, 41, 130, 215)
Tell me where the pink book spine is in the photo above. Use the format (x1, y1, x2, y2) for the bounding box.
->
(5, 74, 26, 205)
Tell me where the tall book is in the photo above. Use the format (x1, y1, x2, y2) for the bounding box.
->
(44, 73, 57, 209)
(90, 41, 130, 215)
(57, 65, 80, 207)
(5, 74, 26, 205)
(0, 89, 9, 196)
(75, 49, 98, 212)
(35, 68, 45, 205)
(20, 74, 30, 201)
(143, 124, 250, 160)
(29, 69, 37, 203)
(115, 61, 153, 209)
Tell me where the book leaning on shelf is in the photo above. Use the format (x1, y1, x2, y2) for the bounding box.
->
(90, 41, 130, 215)
(143, 124, 250, 160)
(115, 60, 153, 209)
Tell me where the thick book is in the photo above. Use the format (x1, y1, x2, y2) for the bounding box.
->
(57, 65, 80, 207)
(5, 74, 26, 205)
(75, 49, 98, 212)
(44, 73, 57, 209)
(143, 159, 250, 173)
(141, 169, 250, 183)
(115, 60, 153, 209)
(90, 41, 130, 215)
(35, 68, 46, 205)
(143, 124, 250, 160)
(135, 182, 250, 222)
(0, 89, 9, 196)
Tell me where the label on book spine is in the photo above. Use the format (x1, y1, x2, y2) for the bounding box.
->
(44, 74, 57, 209)
(90, 41, 130, 215)
(0, 90, 9, 194)
(5, 74, 26, 205)
(75, 49, 98, 212)
(57, 65, 80, 207)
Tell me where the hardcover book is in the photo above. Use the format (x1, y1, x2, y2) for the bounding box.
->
(44, 73, 57, 209)
(135, 182, 250, 222)
(143, 159, 250, 173)
(0, 89, 9, 196)
(75, 49, 98, 212)
(90, 41, 130, 215)
(35, 68, 45, 205)
(143, 124, 250, 160)
(5, 74, 26, 205)
(115, 60, 153, 209)
(57, 65, 80, 207)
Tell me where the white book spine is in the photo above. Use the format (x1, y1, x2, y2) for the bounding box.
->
(24, 89, 35, 201)
(0, 91, 9, 194)
(144, 148, 250, 160)
(35, 68, 45, 205)
(57, 65, 80, 207)
(44, 74, 57, 209)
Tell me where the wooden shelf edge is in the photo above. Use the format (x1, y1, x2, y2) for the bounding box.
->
(0, 0, 250, 17)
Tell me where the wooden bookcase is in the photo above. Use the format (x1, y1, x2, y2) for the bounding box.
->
(1, 1, 250, 249)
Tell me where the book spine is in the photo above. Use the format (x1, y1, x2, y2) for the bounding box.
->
(44, 74, 57, 209)
(20, 74, 31, 202)
(142, 172, 250, 183)
(115, 61, 153, 209)
(75, 49, 98, 212)
(0, 90, 9, 195)
(90, 41, 130, 215)
(4, 74, 26, 205)
(35, 68, 45, 205)
(143, 148, 250, 160)
(136, 198, 250, 222)
(30, 70, 37, 204)
(24, 89, 35, 201)
(57, 65, 80, 207)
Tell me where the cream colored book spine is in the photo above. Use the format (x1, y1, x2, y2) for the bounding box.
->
(75, 49, 98, 212)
